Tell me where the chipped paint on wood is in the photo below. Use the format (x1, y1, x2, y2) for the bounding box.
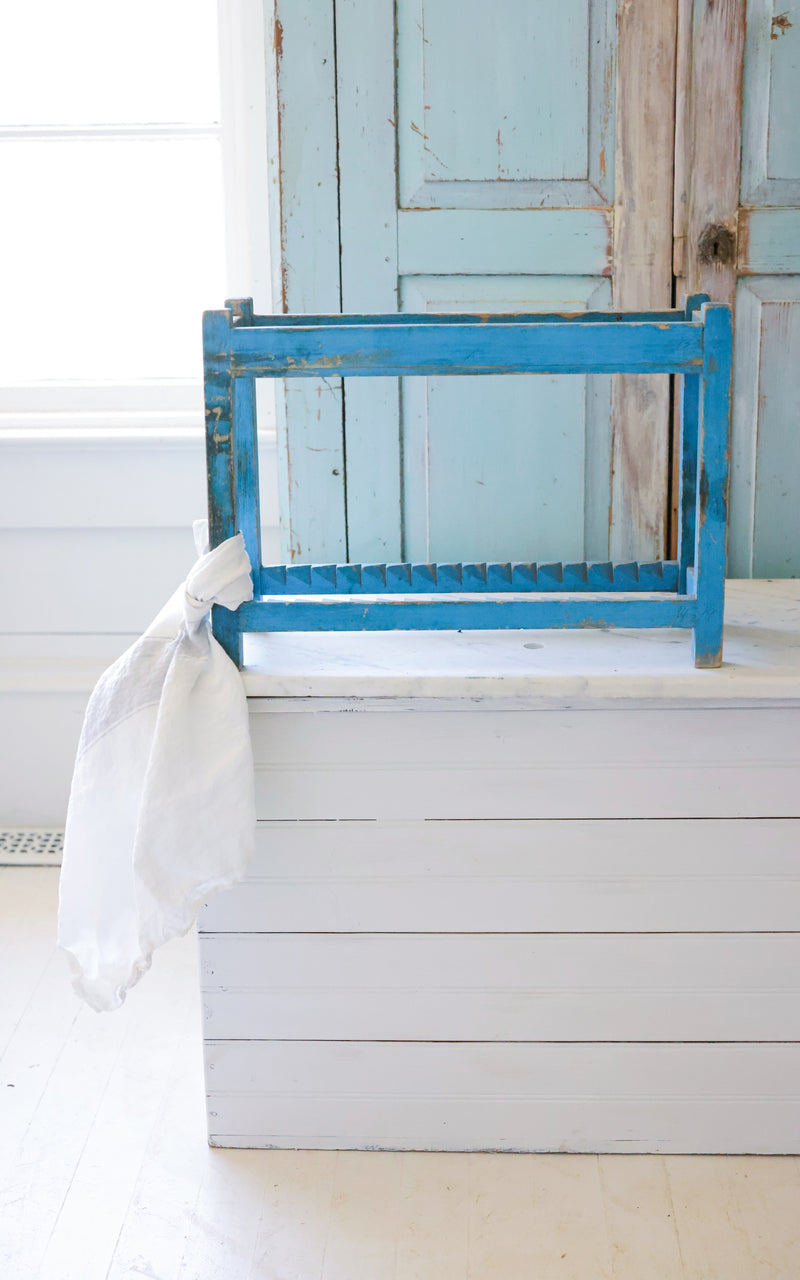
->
(674, 0, 746, 306)
(671, 0, 745, 556)
(259, 559, 682, 595)
(335, 0, 403, 563)
(267, 0, 346, 563)
(229, 320, 706, 377)
(237, 594, 701, 634)
(610, 0, 678, 562)
(738, 209, 800, 274)
(712, 1, 800, 579)
(205, 302, 731, 667)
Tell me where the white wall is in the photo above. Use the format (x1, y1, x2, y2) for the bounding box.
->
(0, 432, 280, 824)
(0, 1, 276, 826)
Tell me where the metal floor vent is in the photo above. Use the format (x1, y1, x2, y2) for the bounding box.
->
(0, 828, 64, 866)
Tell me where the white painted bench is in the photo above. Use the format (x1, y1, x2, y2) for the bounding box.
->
(200, 580, 800, 1153)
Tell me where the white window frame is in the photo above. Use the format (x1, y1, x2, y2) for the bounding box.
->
(0, 0, 272, 439)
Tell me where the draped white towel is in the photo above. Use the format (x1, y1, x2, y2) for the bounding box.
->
(58, 524, 255, 1012)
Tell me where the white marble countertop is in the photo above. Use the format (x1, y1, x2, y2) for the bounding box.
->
(242, 580, 800, 705)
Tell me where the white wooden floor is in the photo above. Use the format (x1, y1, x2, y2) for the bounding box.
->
(2, 868, 800, 1280)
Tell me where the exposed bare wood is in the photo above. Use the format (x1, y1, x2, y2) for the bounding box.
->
(671, 0, 746, 557)
(673, 0, 694, 281)
(670, 0, 694, 555)
(675, 0, 746, 305)
(611, 0, 679, 560)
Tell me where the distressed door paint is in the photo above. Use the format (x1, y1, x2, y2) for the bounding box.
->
(268, 1, 347, 562)
(675, 0, 800, 576)
(336, 0, 678, 564)
(270, 0, 678, 564)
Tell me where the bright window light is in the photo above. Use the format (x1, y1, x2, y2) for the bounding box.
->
(0, 0, 226, 391)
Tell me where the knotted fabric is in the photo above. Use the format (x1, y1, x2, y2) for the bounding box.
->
(58, 524, 255, 1012)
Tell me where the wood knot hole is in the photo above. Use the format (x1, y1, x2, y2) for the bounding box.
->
(697, 224, 736, 267)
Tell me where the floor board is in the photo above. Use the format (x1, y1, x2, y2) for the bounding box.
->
(1, 868, 799, 1279)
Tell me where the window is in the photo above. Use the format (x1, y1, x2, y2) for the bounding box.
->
(0, 0, 232, 430)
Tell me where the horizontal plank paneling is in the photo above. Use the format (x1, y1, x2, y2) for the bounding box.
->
(200, 932, 800, 1042)
(199, 818, 800, 933)
(397, 210, 612, 275)
(250, 708, 800, 819)
(205, 1041, 800, 1152)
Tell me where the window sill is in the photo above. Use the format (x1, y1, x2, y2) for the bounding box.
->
(0, 423, 277, 445)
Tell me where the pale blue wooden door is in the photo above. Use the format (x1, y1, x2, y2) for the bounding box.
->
(338, 0, 617, 565)
(270, 1, 677, 565)
(674, 0, 800, 579)
(730, 0, 800, 576)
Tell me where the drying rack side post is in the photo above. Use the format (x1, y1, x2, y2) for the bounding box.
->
(692, 302, 733, 669)
(204, 306, 243, 666)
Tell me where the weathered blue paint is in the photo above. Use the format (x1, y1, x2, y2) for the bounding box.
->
(692, 304, 733, 668)
(228, 321, 705, 378)
(232, 377, 261, 589)
(229, 297, 261, 587)
(203, 310, 235, 547)
(203, 309, 242, 667)
(259, 560, 681, 595)
(203, 301, 731, 668)
(677, 295, 707, 593)
(242, 310, 685, 327)
(237, 595, 698, 633)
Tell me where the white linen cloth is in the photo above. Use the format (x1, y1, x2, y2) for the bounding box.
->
(58, 524, 255, 1012)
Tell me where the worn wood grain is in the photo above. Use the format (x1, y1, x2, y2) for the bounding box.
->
(674, 0, 746, 305)
(228, 318, 705, 376)
(267, 0, 346, 561)
(611, 0, 678, 562)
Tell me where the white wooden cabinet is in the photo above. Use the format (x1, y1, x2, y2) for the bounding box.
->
(199, 581, 800, 1152)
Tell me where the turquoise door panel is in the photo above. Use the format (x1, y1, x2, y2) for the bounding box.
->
(396, 210, 612, 276)
(397, 0, 613, 208)
(400, 276, 612, 563)
(271, 0, 799, 576)
(334, 0, 618, 567)
(730, 278, 800, 577)
(729, 0, 800, 576)
(741, 0, 800, 205)
(765, 1, 800, 179)
(418, 372, 587, 564)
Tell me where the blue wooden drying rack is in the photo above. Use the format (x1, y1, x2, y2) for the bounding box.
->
(203, 296, 732, 669)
